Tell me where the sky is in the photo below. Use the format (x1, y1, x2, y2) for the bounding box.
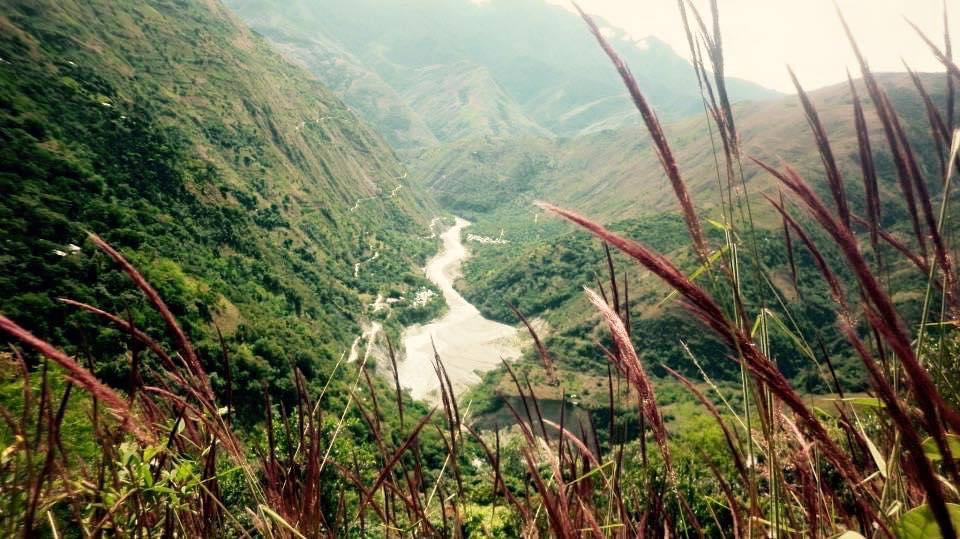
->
(543, 0, 957, 93)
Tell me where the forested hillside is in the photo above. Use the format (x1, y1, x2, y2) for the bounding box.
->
(1, 0, 959, 536)
(0, 0, 439, 417)
(452, 73, 950, 398)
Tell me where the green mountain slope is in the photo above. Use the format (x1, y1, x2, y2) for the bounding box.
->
(412, 73, 947, 226)
(399, 61, 549, 142)
(0, 0, 438, 414)
(446, 72, 949, 391)
(231, 16, 440, 150)
(225, 0, 780, 148)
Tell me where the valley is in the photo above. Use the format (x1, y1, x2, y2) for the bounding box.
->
(223, 0, 950, 408)
(2, 0, 959, 536)
(398, 217, 522, 401)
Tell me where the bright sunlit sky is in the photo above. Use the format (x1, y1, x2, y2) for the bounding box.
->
(542, 0, 957, 93)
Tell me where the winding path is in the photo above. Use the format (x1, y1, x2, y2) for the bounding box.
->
(398, 218, 521, 401)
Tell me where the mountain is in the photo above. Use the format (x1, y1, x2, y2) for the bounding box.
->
(0, 0, 439, 414)
(445, 72, 949, 389)
(225, 0, 780, 149)
(399, 61, 550, 142)
(411, 73, 948, 226)
(233, 14, 442, 150)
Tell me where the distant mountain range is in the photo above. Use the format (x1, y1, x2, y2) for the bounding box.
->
(226, 0, 780, 149)
(224, 0, 947, 234)
(410, 72, 948, 226)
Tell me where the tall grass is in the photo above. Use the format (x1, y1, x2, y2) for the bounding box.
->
(2, 1, 960, 537)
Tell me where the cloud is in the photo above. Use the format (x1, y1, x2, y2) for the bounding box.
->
(542, 0, 957, 93)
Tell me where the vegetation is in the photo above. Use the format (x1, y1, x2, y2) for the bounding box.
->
(0, 0, 439, 422)
(405, 72, 947, 233)
(459, 206, 942, 391)
(2, 0, 960, 538)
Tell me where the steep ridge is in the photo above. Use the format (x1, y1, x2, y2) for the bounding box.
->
(0, 0, 438, 414)
(226, 0, 780, 148)
(399, 62, 550, 143)
(233, 18, 440, 150)
(412, 73, 948, 226)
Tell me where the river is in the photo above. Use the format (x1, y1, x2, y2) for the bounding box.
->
(398, 217, 521, 401)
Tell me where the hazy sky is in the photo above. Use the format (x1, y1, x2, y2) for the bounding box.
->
(543, 0, 957, 93)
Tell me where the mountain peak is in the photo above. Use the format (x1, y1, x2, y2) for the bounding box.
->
(227, 0, 779, 148)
